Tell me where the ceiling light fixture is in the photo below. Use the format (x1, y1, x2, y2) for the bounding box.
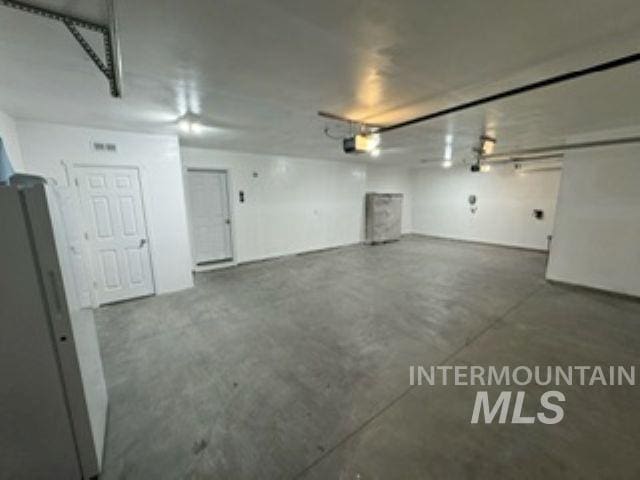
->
(444, 144, 453, 160)
(370, 147, 381, 158)
(178, 119, 191, 133)
(480, 164, 492, 173)
(190, 121, 203, 135)
(368, 133, 381, 150)
(177, 114, 204, 135)
(442, 133, 454, 167)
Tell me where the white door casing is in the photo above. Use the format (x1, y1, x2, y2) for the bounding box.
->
(76, 166, 154, 305)
(186, 169, 233, 266)
(47, 186, 92, 308)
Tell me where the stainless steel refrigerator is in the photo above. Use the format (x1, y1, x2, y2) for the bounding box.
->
(0, 178, 108, 479)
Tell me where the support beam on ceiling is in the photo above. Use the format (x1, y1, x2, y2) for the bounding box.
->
(378, 51, 640, 134)
(0, 0, 122, 97)
(321, 51, 640, 136)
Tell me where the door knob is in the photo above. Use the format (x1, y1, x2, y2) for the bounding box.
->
(139, 238, 147, 248)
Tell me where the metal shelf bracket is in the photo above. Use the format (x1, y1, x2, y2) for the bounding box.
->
(1, 0, 122, 97)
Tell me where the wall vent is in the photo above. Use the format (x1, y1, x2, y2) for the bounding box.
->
(92, 141, 117, 153)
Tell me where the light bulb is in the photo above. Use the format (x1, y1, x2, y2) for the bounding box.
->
(191, 122, 203, 134)
(177, 115, 205, 135)
(367, 133, 381, 150)
(178, 119, 191, 133)
(444, 144, 453, 161)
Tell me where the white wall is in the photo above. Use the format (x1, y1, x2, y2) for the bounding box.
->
(547, 140, 640, 297)
(365, 165, 412, 233)
(411, 164, 561, 250)
(0, 110, 24, 171)
(181, 147, 367, 264)
(17, 122, 193, 295)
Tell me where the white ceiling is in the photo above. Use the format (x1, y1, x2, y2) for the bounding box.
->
(1, 0, 640, 165)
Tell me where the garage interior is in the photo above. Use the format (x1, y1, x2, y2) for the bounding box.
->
(1, 1, 640, 479)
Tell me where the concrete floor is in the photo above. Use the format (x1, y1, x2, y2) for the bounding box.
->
(95, 236, 640, 480)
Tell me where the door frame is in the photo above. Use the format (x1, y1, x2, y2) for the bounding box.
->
(73, 163, 157, 306)
(184, 167, 236, 272)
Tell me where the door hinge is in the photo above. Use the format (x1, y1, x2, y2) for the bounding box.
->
(74, 177, 79, 187)
(84, 232, 89, 240)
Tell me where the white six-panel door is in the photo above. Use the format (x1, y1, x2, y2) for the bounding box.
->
(186, 169, 233, 266)
(76, 166, 154, 305)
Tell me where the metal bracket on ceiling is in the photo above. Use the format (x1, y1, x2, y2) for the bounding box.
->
(318, 110, 383, 134)
(482, 135, 640, 161)
(1, 0, 122, 97)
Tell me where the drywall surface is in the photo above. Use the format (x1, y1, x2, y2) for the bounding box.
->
(411, 164, 561, 250)
(17, 122, 193, 295)
(365, 165, 412, 233)
(547, 141, 640, 297)
(0, 110, 23, 171)
(181, 147, 367, 264)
